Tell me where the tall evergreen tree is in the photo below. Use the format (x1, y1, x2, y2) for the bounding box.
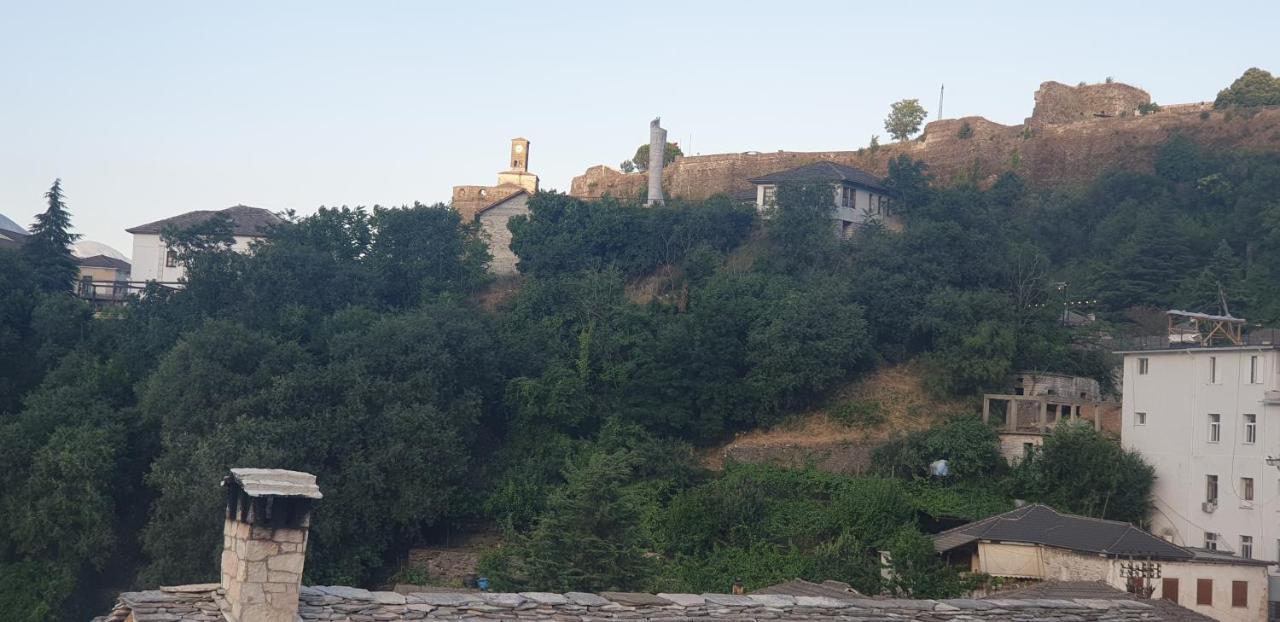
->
(22, 180, 80, 293)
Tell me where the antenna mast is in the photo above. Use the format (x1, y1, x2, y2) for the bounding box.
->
(938, 84, 945, 120)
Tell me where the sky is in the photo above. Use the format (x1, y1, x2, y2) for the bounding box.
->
(2, 1, 1277, 255)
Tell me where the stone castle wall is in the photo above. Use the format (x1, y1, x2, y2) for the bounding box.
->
(570, 82, 1280, 200)
(1029, 81, 1151, 125)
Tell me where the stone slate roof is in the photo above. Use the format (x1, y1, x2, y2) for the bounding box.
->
(77, 254, 132, 271)
(95, 584, 1164, 622)
(126, 205, 282, 236)
(226, 467, 322, 499)
(932, 504, 1194, 560)
(994, 580, 1213, 621)
(748, 162, 891, 194)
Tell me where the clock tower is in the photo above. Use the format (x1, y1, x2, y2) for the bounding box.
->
(497, 137, 539, 193)
(509, 137, 530, 173)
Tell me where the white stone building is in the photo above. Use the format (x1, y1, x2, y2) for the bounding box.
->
(748, 162, 899, 237)
(126, 205, 281, 283)
(935, 504, 1271, 622)
(1119, 340, 1280, 619)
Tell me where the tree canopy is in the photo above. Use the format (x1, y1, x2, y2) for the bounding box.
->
(884, 99, 929, 141)
(1214, 67, 1280, 108)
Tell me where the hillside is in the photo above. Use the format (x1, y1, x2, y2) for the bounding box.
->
(571, 81, 1280, 199)
(706, 364, 969, 473)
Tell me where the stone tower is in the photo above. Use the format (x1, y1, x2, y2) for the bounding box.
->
(646, 118, 666, 206)
(220, 468, 322, 622)
(497, 137, 539, 193)
(509, 137, 530, 172)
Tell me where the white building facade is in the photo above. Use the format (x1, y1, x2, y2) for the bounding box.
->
(127, 205, 281, 282)
(748, 162, 899, 238)
(1120, 345, 1280, 617)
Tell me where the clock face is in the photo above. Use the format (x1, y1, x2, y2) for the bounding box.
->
(514, 145, 524, 153)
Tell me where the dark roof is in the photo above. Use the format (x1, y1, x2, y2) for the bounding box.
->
(77, 254, 132, 271)
(748, 162, 891, 194)
(932, 504, 1193, 560)
(126, 205, 283, 236)
(1185, 547, 1275, 566)
(753, 579, 862, 599)
(0, 228, 27, 251)
(995, 581, 1213, 621)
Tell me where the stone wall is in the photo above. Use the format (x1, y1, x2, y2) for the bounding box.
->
(478, 194, 528, 276)
(569, 83, 1280, 200)
(97, 586, 1165, 621)
(1029, 81, 1151, 125)
(220, 517, 308, 622)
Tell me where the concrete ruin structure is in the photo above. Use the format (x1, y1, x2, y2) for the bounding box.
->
(646, 118, 666, 206)
(983, 371, 1120, 463)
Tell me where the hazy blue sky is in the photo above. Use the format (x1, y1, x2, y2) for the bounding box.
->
(2, 1, 1276, 254)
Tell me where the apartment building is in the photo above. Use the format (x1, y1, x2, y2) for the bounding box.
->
(1120, 337, 1280, 620)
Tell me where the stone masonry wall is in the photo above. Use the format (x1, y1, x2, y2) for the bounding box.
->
(220, 518, 308, 622)
(478, 193, 528, 276)
(1029, 81, 1151, 125)
(569, 82, 1280, 200)
(97, 586, 1165, 621)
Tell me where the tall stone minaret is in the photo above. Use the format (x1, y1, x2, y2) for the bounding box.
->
(646, 118, 666, 206)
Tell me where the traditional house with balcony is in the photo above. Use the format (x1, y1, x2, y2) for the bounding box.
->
(748, 162, 899, 237)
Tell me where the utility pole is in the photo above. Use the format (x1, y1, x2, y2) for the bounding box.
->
(938, 84, 945, 120)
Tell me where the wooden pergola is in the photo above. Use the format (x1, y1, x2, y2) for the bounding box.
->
(1167, 310, 1245, 347)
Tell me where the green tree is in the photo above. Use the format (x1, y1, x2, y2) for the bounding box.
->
(1009, 422, 1154, 523)
(883, 527, 979, 598)
(631, 142, 683, 172)
(480, 449, 654, 592)
(160, 213, 236, 266)
(22, 179, 81, 293)
(884, 99, 928, 142)
(1214, 67, 1280, 108)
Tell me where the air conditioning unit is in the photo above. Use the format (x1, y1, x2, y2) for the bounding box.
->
(1202, 501, 1218, 514)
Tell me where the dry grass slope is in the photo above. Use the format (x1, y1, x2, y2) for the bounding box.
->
(705, 363, 971, 473)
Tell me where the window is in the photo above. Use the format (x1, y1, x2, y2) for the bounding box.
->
(1138, 358, 1149, 375)
(1250, 355, 1260, 384)
(1243, 477, 1255, 502)
(1245, 414, 1257, 444)
(842, 186, 852, 208)
(164, 249, 179, 268)
(761, 186, 776, 206)
(1162, 578, 1179, 603)
(1136, 412, 1147, 426)
(1233, 580, 1248, 608)
(1208, 414, 1221, 443)
(1210, 356, 1218, 383)
(1242, 535, 1254, 559)
(1197, 579, 1213, 605)
(1206, 476, 1219, 504)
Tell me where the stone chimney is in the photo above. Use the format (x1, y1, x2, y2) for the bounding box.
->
(220, 468, 322, 622)
(646, 117, 666, 206)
